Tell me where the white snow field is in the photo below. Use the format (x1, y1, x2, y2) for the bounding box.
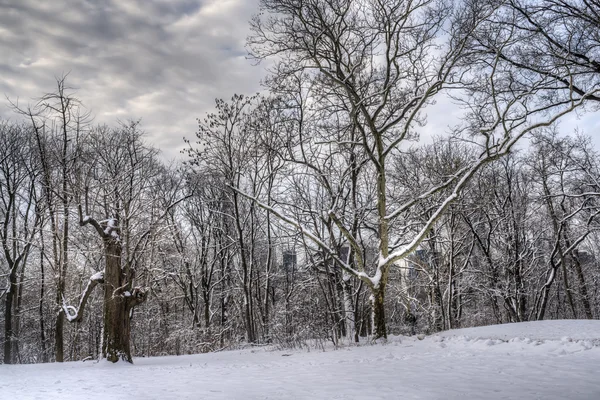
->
(1, 320, 599, 400)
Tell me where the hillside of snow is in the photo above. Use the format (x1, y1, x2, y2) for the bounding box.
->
(1, 320, 599, 400)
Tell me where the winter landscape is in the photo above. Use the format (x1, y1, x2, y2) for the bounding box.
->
(1, 1, 600, 399)
(1, 320, 599, 399)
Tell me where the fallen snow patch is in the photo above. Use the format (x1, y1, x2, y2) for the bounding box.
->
(0, 320, 598, 400)
(435, 319, 600, 341)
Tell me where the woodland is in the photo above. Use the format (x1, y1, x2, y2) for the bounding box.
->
(1, 0, 600, 364)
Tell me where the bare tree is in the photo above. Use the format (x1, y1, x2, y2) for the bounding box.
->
(527, 130, 600, 320)
(10, 76, 90, 362)
(0, 123, 41, 364)
(471, 0, 600, 105)
(241, 0, 595, 339)
(60, 123, 188, 362)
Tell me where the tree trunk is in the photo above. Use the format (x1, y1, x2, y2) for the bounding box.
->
(371, 285, 387, 340)
(3, 270, 16, 364)
(572, 252, 593, 319)
(39, 246, 47, 362)
(55, 295, 65, 362)
(263, 211, 273, 341)
(341, 273, 356, 342)
(102, 238, 133, 363)
(447, 249, 455, 330)
(537, 254, 559, 321)
(14, 265, 26, 363)
(202, 290, 210, 328)
(232, 190, 256, 343)
(559, 248, 577, 318)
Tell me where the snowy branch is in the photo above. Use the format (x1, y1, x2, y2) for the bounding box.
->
(62, 271, 104, 323)
(230, 186, 375, 288)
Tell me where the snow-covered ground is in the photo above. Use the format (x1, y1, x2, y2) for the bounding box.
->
(1, 320, 599, 400)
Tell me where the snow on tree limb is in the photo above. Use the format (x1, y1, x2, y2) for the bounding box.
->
(230, 186, 375, 287)
(62, 272, 104, 323)
(381, 89, 598, 268)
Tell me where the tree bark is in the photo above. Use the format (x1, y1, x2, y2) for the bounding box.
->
(102, 238, 132, 363)
(3, 270, 16, 364)
(571, 251, 593, 319)
(39, 245, 47, 362)
(371, 285, 387, 340)
(341, 273, 356, 343)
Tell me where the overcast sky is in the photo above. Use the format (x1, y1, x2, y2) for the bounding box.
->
(0, 0, 264, 160)
(0, 0, 597, 161)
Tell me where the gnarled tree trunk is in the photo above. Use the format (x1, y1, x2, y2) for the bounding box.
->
(62, 214, 148, 363)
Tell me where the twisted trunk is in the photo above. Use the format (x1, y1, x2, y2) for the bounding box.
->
(102, 237, 147, 362)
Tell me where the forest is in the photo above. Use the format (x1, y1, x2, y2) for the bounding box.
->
(1, 0, 599, 364)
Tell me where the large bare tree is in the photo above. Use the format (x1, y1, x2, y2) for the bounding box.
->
(242, 0, 599, 338)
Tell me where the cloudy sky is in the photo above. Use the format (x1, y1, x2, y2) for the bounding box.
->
(0, 0, 264, 160)
(0, 0, 597, 161)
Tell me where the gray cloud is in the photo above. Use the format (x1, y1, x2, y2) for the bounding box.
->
(1, 0, 597, 161)
(0, 0, 264, 160)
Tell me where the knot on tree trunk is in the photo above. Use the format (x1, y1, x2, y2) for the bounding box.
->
(128, 286, 149, 307)
(112, 284, 149, 308)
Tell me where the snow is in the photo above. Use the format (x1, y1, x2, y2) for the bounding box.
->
(90, 271, 104, 281)
(103, 218, 117, 235)
(1, 320, 599, 399)
(435, 319, 600, 342)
